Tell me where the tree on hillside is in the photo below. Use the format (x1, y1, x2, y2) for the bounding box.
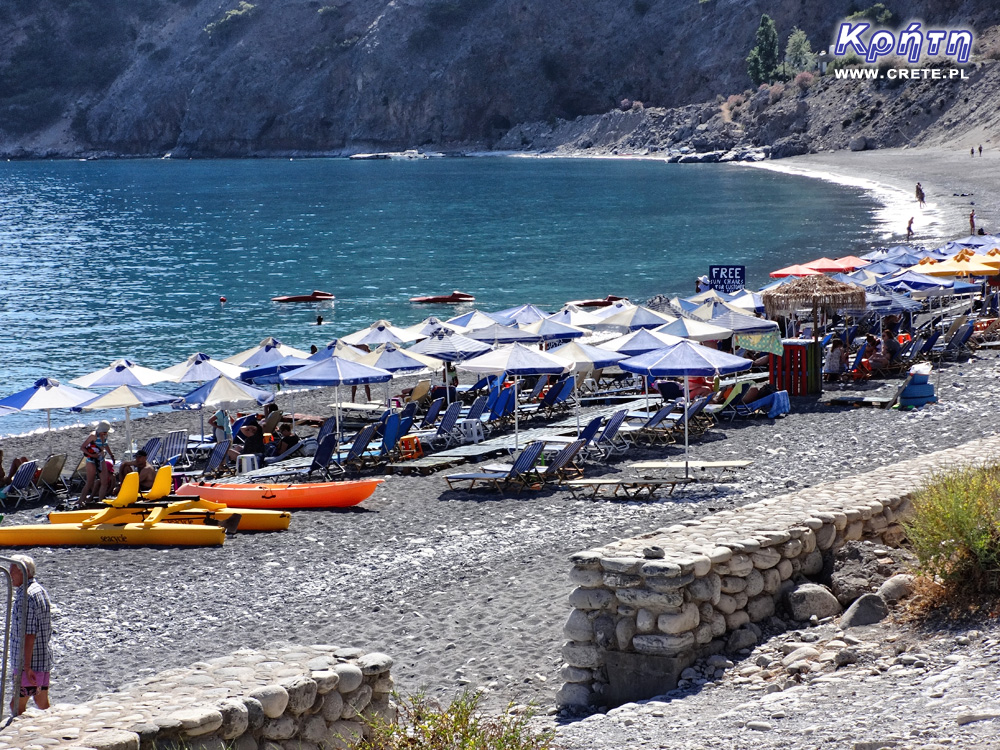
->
(746, 14, 779, 86)
(785, 27, 816, 73)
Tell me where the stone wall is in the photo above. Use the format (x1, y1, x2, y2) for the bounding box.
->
(557, 436, 1000, 709)
(1, 645, 395, 750)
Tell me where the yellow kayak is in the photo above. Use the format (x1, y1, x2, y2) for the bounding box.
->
(0, 522, 225, 547)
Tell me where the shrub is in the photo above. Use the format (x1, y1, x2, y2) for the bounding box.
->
(794, 71, 815, 90)
(360, 692, 556, 750)
(631, 100, 644, 110)
(846, 3, 896, 26)
(768, 82, 785, 104)
(620, 98, 633, 111)
(904, 465, 1000, 600)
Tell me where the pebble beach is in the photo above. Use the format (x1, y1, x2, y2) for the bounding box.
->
(3, 145, 1000, 748)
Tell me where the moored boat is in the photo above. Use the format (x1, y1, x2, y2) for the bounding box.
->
(271, 290, 336, 303)
(564, 294, 628, 308)
(409, 290, 476, 304)
(0, 522, 225, 547)
(175, 478, 384, 509)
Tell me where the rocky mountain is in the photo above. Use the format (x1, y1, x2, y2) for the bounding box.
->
(0, 0, 998, 157)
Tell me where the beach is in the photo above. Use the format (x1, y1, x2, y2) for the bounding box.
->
(2, 144, 1000, 748)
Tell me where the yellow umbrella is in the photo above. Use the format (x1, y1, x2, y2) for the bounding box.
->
(920, 257, 999, 276)
(961, 252, 1000, 268)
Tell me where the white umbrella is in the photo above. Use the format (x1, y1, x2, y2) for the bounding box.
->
(589, 300, 637, 320)
(70, 358, 170, 388)
(401, 317, 469, 340)
(340, 320, 416, 346)
(161, 352, 246, 382)
(224, 337, 310, 368)
(547, 340, 627, 433)
(655, 318, 733, 342)
(458, 343, 571, 449)
(74, 385, 180, 456)
(546, 305, 605, 327)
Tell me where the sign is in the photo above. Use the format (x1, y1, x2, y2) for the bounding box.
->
(708, 265, 745, 294)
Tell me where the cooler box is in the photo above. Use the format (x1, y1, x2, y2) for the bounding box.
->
(900, 363, 935, 407)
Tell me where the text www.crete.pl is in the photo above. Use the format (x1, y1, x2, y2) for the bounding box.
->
(834, 67, 970, 81)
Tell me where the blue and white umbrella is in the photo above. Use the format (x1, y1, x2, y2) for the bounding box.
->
(240, 355, 313, 386)
(179, 376, 274, 408)
(70, 358, 170, 388)
(522, 318, 587, 342)
(598, 328, 685, 357)
(162, 352, 246, 382)
(0, 377, 96, 448)
(620, 341, 752, 475)
(74, 385, 181, 456)
(466, 322, 542, 345)
(496, 303, 550, 325)
(446, 309, 513, 330)
(224, 337, 311, 368)
(409, 330, 492, 361)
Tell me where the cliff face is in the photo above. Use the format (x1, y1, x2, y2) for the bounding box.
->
(0, 0, 998, 157)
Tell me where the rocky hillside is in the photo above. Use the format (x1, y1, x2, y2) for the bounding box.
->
(0, 0, 999, 157)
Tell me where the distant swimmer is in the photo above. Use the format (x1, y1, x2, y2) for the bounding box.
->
(906, 217, 914, 241)
(316, 315, 324, 325)
(915, 183, 925, 207)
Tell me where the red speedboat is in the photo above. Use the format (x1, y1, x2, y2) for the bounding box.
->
(409, 290, 476, 304)
(565, 294, 628, 308)
(271, 290, 336, 303)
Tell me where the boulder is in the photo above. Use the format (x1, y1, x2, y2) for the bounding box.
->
(877, 574, 915, 603)
(841, 593, 890, 628)
(784, 583, 842, 621)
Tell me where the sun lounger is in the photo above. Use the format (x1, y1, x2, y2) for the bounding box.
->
(590, 410, 630, 461)
(630, 459, 753, 481)
(158, 429, 190, 468)
(36, 454, 68, 500)
(444, 441, 544, 492)
(175, 440, 232, 480)
(565, 476, 694, 499)
(0, 460, 39, 509)
(618, 404, 678, 446)
(413, 401, 463, 449)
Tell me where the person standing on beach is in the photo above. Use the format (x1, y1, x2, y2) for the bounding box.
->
(79, 421, 114, 504)
(906, 217, 914, 241)
(915, 183, 925, 207)
(8, 554, 52, 716)
(971, 148, 975, 157)
(970, 210, 976, 234)
(979, 145, 983, 156)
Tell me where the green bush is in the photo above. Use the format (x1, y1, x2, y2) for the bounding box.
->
(361, 692, 555, 750)
(204, 2, 257, 35)
(905, 465, 1000, 598)
(846, 3, 896, 26)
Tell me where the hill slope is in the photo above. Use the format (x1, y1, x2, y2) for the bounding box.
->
(0, 0, 998, 157)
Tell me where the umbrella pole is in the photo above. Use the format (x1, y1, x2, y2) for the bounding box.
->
(47, 409, 52, 455)
(683, 378, 690, 479)
(125, 406, 133, 460)
(335, 385, 342, 460)
(514, 376, 519, 451)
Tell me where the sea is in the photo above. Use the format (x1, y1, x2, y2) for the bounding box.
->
(0, 156, 893, 437)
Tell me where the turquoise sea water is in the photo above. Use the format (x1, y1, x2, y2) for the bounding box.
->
(0, 157, 885, 436)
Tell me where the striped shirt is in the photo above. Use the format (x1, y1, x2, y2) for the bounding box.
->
(11, 579, 52, 674)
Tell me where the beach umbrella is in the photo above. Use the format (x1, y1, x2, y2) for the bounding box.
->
(458, 343, 570, 449)
(728, 290, 765, 314)
(598, 329, 685, 357)
(546, 305, 605, 327)
(240, 355, 313, 385)
(402, 317, 469, 340)
(161, 352, 246, 382)
(308, 340, 368, 362)
(73, 385, 181, 456)
(861, 261, 904, 275)
(803, 257, 856, 273)
(879, 271, 952, 291)
(685, 289, 729, 304)
(279, 357, 393, 446)
(548, 340, 628, 433)
(521, 318, 588, 342)
(656, 317, 733, 342)
(769, 264, 822, 278)
(708, 311, 779, 335)
(496, 304, 550, 325)
(688, 301, 748, 321)
(446, 309, 514, 330)
(0, 378, 96, 450)
(466, 322, 543, 344)
(620, 341, 752, 476)
(224, 337, 310, 368)
(409, 330, 493, 404)
(340, 320, 415, 346)
(833, 256, 870, 271)
(920, 257, 998, 277)
(762, 275, 866, 346)
(357, 343, 444, 405)
(70, 358, 170, 388)
(589, 300, 637, 320)
(598, 305, 676, 331)
(179, 376, 275, 408)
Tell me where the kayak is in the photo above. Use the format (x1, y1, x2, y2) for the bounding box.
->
(49, 505, 291, 532)
(271, 290, 336, 303)
(175, 478, 384, 509)
(565, 294, 628, 308)
(409, 290, 476, 304)
(0, 522, 225, 547)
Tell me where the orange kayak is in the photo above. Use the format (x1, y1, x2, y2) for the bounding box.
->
(175, 478, 384, 509)
(271, 290, 336, 303)
(409, 290, 476, 304)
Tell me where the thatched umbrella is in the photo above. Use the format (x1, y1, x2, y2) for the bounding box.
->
(762, 275, 867, 339)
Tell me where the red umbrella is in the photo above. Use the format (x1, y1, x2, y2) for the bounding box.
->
(834, 255, 870, 271)
(803, 257, 854, 272)
(769, 264, 823, 278)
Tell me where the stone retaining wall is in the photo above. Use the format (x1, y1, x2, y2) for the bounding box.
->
(557, 436, 1000, 709)
(1, 645, 395, 750)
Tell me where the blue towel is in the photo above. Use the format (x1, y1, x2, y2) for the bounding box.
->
(745, 390, 791, 418)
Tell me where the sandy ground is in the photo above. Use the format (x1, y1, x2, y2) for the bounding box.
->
(752, 146, 1000, 246)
